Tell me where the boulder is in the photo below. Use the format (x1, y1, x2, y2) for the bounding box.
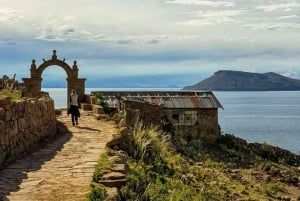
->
(0, 95, 11, 107)
(105, 187, 121, 201)
(99, 179, 127, 188)
(119, 127, 128, 137)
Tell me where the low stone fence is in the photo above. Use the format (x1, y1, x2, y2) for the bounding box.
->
(0, 95, 57, 166)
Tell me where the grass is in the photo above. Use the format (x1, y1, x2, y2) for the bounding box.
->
(87, 123, 298, 200)
(265, 181, 285, 196)
(204, 158, 224, 169)
(93, 151, 114, 182)
(0, 89, 21, 100)
(87, 150, 114, 201)
(119, 125, 295, 201)
(87, 182, 106, 201)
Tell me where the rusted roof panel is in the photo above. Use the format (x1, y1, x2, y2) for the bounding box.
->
(190, 96, 202, 108)
(94, 90, 223, 109)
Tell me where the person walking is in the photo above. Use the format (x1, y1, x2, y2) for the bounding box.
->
(69, 89, 80, 126)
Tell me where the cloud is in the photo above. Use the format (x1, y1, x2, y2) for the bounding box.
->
(278, 15, 299, 20)
(244, 22, 300, 31)
(0, 0, 300, 84)
(0, 7, 23, 23)
(35, 20, 200, 44)
(256, 2, 300, 12)
(178, 9, 244, 26)
(35, 20, 81, 42)
(165, 0, 235, 7)
(281, 69, 299, 79)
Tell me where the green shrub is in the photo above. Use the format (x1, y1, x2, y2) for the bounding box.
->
(113, 112, 125, 122)
(204, 158, 224, 169)
(160, 115, 175, 135)
(93, 92, 111, 114)
(260, 142, 277, 161)
(260, 161, 272, 172)
(120, 161, 150, 200)
(121, 160, 207, 201)
(87, 182, 106, 201)
(188, 140, 203, 150)
(0, 89, 21, 100)
(265, 181, 285, 196)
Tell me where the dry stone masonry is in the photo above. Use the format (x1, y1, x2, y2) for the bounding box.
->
(0, 95, 56, 166)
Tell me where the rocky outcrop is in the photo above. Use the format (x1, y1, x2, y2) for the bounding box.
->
(107, 127, 131, 151)
(0, 95, 56, 166)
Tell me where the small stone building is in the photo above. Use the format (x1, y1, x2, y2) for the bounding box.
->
(94, 91, 223, 143)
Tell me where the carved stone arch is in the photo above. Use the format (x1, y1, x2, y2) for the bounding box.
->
(35, 60, 75, 79)
(22, 50, 86, 107)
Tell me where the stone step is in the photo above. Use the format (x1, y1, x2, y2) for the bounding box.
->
(101, 172, 126, 180)
(108, 155, 126, 164)
(110, 164, 127, 174)
(98, 179, 127, 188)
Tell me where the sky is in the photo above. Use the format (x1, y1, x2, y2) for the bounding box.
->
(0, 0, 299, 88)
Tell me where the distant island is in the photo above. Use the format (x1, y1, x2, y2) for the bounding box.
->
(183, 70, 300, 91)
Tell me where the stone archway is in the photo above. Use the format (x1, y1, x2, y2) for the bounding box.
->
(22, 50, 86, 106)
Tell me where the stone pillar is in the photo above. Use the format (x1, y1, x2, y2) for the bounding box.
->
(22, 77, 42, 97)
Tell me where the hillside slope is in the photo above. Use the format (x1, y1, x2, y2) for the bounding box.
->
(183, 70, 300, 91)
(96, 124, 300, 201)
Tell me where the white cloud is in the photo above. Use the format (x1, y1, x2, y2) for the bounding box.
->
(244, 22, 300, 31)
(63, 16, 75, 21)
(178, 9, 244, 26)
(278, 15, 299, 20)
(166, 0, 235, 7)
(35, 19, 200, 44)
(256, 2, 300, 12)
(0, 7, 23, 23)
(0, 0, 300, 82)
(35, 21, 78, 42)
(282, 69, 298, 79)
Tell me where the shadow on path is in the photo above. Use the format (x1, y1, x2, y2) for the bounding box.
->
(0, 120, 72, 200)
(76, 126, 102, 132)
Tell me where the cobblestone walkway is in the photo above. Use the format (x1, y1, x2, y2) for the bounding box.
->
(0, 110, 115, 201)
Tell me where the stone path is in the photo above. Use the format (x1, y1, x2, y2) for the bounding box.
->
(0, 110, 115, 201)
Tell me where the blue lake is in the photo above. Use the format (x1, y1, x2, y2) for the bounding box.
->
(215, 91, 300, 154)
(44, 88, 300, 154)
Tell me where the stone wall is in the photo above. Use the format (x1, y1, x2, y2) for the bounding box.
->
(169, 109, 220, 143)
(123, 100, 164, 127)
(0, 95, 57, 166)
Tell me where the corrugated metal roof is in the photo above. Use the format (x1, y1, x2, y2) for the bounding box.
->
(127, 95, 222, 109)
(94, 90, 223, 109)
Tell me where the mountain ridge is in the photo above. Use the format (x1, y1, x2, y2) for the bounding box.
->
(183, 70, 300, 91)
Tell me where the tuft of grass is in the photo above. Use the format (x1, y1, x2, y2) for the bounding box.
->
(87, 182, 106, 201)
(129, 123, 182, 172)
(113, 112, 126, 122)
(121, 124, 226, 200)
(265, 181, 285, 196)
(204, 158, 224, 169)
(93, 151, 114, 182)
(0, 89, 21, 100)
(260, 161, 272, 172)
